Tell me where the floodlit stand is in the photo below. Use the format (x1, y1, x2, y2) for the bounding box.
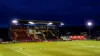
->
(9, 19, 64, 42)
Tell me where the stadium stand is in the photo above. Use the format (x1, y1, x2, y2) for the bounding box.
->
(11, 27, 33, 42)
(10, 20, 62, 42)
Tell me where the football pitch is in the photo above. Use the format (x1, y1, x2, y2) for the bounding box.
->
(0, 41, 100, 56)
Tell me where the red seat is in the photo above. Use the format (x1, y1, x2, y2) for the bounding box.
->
(12, 29, 33, 42)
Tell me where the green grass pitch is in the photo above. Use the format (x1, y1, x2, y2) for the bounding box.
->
(0, 41, 100, 56)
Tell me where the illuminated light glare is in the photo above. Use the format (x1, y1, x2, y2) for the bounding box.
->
(61, 23, 64, 25)
(28, 21, 34, 24)
(87, 22, 92, 26)
(12, 20, 18, 24)
(48, 22, 53, 25)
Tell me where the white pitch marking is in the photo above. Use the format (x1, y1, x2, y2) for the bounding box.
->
(87, 45, 95, 47)
(3, 46, 31, 56)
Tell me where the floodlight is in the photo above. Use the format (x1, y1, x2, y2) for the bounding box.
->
(28, 21, 34, 24)
(87, 21, 93, 38)
(12, 20, 18, 24)
(61, 22, 64, 26)
(48, 22, 53, 25)
(87, 22, 92, 26)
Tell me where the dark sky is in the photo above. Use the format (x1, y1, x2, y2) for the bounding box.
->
(0, 0, 100, 27)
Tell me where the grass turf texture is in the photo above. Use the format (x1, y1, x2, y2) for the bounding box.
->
(0, 41, 100, 56)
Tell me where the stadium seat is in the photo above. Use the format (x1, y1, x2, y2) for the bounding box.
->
(12, 29, 33, 42)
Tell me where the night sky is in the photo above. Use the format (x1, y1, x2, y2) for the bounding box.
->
(0, 0, 100, 28)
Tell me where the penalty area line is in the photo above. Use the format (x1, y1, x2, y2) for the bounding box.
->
(3, 46, 31, 56)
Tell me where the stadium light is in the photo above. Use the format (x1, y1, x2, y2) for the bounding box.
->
(87, 21, 93, 38)
(28, 21, 34, 24)
(87, 22, 92, 26)
(48, 22, 53, 25)
(61, 22, 64, 26)
(12, 20, 18, 24)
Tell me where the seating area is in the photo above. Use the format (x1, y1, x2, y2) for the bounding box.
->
(11, 26, 59, 42)
(10, 20, 62, 42)
(11, 29, 33, 42)
(42, 30, 57, 41)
